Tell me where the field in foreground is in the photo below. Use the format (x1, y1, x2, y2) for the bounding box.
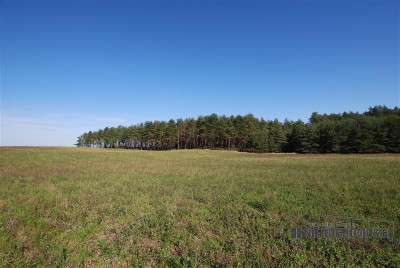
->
(0, 147, 399, 267)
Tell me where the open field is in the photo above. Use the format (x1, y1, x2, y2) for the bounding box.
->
(0, 147, 399, 267)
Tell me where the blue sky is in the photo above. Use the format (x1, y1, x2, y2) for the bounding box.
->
(1, 0, 399, 146)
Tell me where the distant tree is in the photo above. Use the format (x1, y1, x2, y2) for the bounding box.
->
(76, 105, 400, 154)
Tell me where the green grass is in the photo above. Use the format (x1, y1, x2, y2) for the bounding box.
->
(0, 147, 399, 267)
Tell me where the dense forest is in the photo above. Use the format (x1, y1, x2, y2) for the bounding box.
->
(76, 106, 400, 153)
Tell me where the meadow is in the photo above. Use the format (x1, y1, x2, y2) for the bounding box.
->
(0, 147, 399, 267)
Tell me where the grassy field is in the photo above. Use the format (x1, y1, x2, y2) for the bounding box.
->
(0, 147, 399, 267)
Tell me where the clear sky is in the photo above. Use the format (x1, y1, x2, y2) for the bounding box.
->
(1, 0, 399, 146)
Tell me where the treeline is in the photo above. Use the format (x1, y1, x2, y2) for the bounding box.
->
(76, 106, 400, 153)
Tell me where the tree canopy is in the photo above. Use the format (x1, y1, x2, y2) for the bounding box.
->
(76, 106, 400, 153)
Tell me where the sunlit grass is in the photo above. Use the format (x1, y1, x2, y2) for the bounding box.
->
(0, 147, 399, 266)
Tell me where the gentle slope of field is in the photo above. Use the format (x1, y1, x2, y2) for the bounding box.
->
(0, 147, 399, 266)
